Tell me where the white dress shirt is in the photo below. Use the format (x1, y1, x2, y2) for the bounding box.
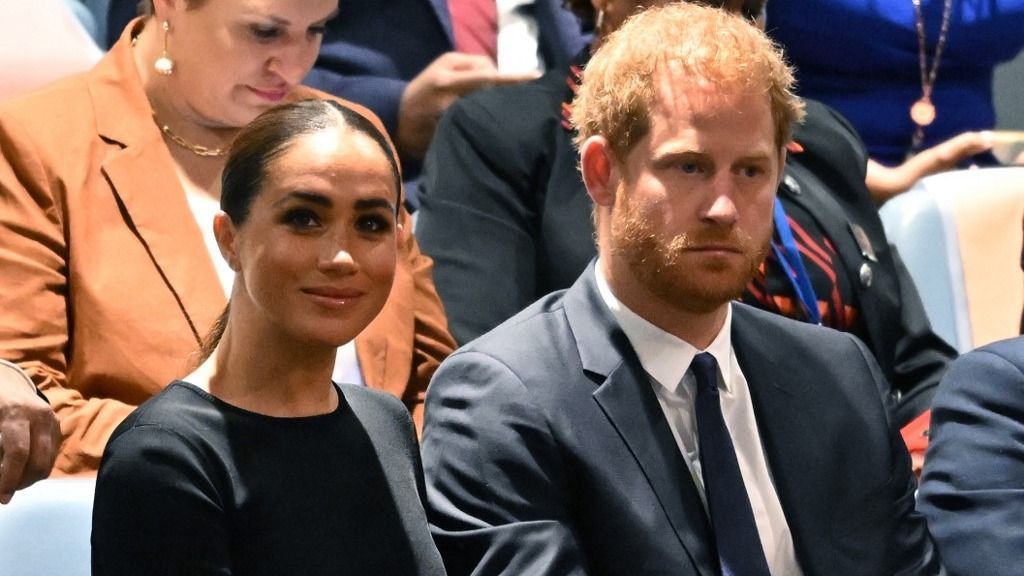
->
(496, 0, 544, 73)
(595, 264, 803, 575)
(185, 190, 364, 386)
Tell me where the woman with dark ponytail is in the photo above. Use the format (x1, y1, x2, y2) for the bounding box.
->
(91, 99, 445, 576)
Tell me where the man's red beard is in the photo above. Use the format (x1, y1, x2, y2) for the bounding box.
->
(609, 194, 770, 314)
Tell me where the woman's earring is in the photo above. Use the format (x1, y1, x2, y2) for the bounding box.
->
(154, 21, 174, 76)
(595, 9, 605, 36)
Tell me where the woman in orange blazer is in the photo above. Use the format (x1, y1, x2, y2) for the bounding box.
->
(0, 0, 455, 476)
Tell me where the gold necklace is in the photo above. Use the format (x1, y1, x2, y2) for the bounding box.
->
(152, 112, 228, 158)
(132, 28, 228, 158)
(909, 0, 954, 151)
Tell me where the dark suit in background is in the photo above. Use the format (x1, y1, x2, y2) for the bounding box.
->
(304, 0, 586, 192)
(417, 59, 591, 339)
(305, 0, 586, 137)
(770, 101, 956, 425)
(421, 265, 938, 575)
(918, 335, 1024, 576)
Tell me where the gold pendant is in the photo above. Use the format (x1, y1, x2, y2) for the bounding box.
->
(910, 97, 936, 127)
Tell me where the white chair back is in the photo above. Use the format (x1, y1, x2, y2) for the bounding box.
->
(880, 167, 1024, 352)
(0, 0, 101, 101)
(0, 477, 95, 576)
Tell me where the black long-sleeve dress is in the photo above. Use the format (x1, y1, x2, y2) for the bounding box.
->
(92, 381, 445, 576)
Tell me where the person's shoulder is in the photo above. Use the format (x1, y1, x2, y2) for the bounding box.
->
(338, 384, 420, 459)
(936, 336, 1024, 403)
(101, 382, 224, 475)
(461, 288, 572, 356)
(790, 98, 869, 188)
(339, 383, 409, 421)
(732, 302, 877, 377)
(0, 50, 96, 110)
(0, 71, 94, 133)
(733, 301, 855, 346)
(445, 68, 568, 134)
(433, 288, 580, 397)
(965, 335, 1024, 368)
(425, 291, 579, 435)
(110, 381, 219, 443)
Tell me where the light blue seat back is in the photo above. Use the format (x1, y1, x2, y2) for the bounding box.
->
(0, 478, 95, 576)
(881, 167, 1024, 353)
(880, 180, 970, 352)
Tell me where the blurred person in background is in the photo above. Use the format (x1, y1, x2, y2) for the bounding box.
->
(765, 0, 1024, 201)
(110, 0, 590, 208)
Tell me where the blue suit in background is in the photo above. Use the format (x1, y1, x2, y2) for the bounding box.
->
(919, 335, 1024, 576)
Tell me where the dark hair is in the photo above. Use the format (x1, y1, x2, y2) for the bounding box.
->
(197, 99, 402, 363)
(221, 99, 401, 226)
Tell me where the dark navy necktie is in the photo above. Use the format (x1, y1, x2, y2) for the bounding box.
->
(691, 352, 772, 576)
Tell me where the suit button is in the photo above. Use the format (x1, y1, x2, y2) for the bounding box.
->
(859, 263, 873, 288)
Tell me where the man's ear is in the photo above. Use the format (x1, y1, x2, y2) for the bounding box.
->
(580, 136, 618, 208)
(213, 212, 240, 272)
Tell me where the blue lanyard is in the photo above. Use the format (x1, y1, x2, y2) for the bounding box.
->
(770, 198, 821, 325)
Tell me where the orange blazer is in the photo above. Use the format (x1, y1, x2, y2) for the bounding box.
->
(0, 26, 455, 476)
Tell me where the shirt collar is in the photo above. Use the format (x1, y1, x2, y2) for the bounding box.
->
(594, 261, 734, 393)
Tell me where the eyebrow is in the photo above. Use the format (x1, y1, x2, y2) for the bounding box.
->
(273, 191, 395, 213)
(734, 152, 774, 164)
(652, 149, 774, 164)
(259, 7, 339, 27)
(355, 198, 396, 213)
(653, 148, 704, 162)
(274, 191, 333, 208)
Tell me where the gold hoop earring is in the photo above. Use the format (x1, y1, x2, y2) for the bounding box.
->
(154, 21, 174, 76)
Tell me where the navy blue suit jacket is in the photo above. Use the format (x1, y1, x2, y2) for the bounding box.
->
(421, 263, 938, 575)
(919, 336, 1024, 576)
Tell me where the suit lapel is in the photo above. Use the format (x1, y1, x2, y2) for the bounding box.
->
(564, 265, 717, 576)
(87, 25, 225, 342)
(731, 305, 834, 573)
(426, 0, 455, 45)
